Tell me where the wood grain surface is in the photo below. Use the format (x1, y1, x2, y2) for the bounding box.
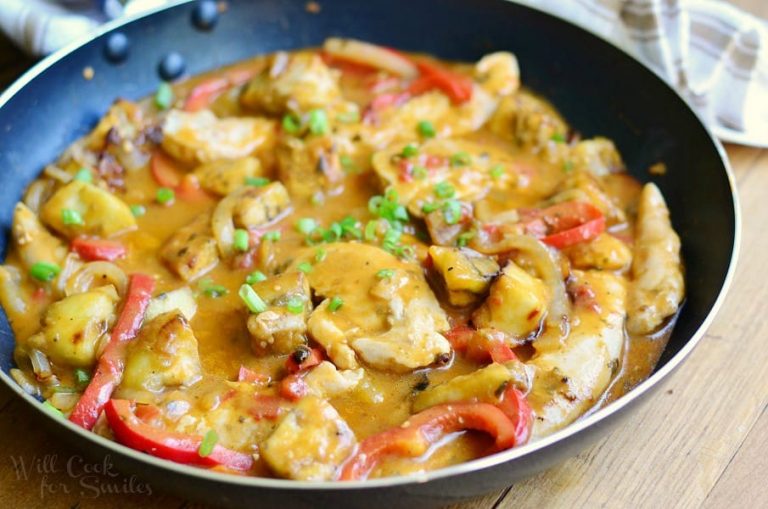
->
(0, 2, 765, 507)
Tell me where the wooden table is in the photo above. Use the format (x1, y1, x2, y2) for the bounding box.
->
(0, 2, 766, 507)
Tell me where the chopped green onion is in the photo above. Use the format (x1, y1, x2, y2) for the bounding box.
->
(339, 216, 362, 239)
(417, 120, 436, 138)
(450, 151, 471, 167)
(156, 187, 175, 205)
(262, 231, 281, 242)
(282, 113, 302, 134)
(401, 143, 419, 158)
(442, 199, 463, 225)
(376, 268, 395, 279)
(155, 82, 173, 110)
(198, 429, 218, 458)
(42, 400, 63, 418)
(489, 164, 505, 179)
(246, 271, 267, 284)
(308, 109, 329, 135)
(73, 168, 92, 183)
(29, 262, 61, 282)
(245, 176, 270, 187)
(314, 248, 327, 262)
(204, 285, 229, 298)
(285, 295, 305, 314)
(381, 228, 402, 252)
(364, 220, 379, 241)
(337, 110, 360, 124)
(340, 155, 357, 173)
(74, 368, 90, 387)
(239, 284, 267, 313)
(369, 189, 408, 226)
(61, 208, 84, 226)
(421, 201, 440, 214)
(233, 229, 249, 252)
(130, 204, 146, 217)
(433, 182, 455, 199)
(551, 132, 566, 143)
(563, 161, 574, 173)
(297, 261, 313, 274)
(456, 230, 476, 247)
(295, 218, 318, 235)
(328, 296, 344, 312)
(412, 166, 428, 179)
(394, 244, 416, 259)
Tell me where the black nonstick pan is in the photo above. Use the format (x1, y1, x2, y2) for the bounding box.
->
(0, 1, 738, 507)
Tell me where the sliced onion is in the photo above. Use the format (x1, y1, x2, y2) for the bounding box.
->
(43, 165, 74, 183)
(0, 266, 27, 315)
(49, 391, 80, 413)
(323, 38, 419, 78)
(23, 179, 55, 213)
(10, 368, 40, 397)
(65, 261, 127, 296)
(29, 349, 52, 380)
(54, 253, 83, 298)
(212, 189, 240, 258)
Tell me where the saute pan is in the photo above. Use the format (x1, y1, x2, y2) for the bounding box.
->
(0, 0, 739, 507)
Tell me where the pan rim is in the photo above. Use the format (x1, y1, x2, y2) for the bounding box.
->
(0, 0, 741, 491)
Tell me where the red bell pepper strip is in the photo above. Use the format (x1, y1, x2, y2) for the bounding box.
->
(150, 151, 209, 201)
(284, 347, 324, 374)
(237, 366, 270, 384)
(183, 68, 257, 112)
(339, 402, 517, 480)
(410, 60, 473, 104)
(279, 373, 309, 401)
(497, 385, 533, 447)
(69, 273, 155, 430)
(70, 238, 127, 262)
(444, 325, 517, 364)
(522, 201, 606, 249)
(249, 394, 285, 421)
(104, 399, 254, 471)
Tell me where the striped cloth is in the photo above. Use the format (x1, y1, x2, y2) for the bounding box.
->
(0, 0, 766, 146)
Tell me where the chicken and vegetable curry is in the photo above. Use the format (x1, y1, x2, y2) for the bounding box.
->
(0, 39, 684, 481)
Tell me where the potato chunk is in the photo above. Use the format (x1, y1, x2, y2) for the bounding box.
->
(121, 311, 203, 393)
(429, 246, 499, 306)
(193, 157, 263, 196)
(40, 181, 136, 238)
(262, 396, 356, 480)
(486, 91, 567, 149)
(27, 286, 118, 367)
(12, 202, 67, 268)
(413, 362, 512, 412)
(246, 271, 311, 354)
(161, 109, 275, 165)
(159, 214, 219, 281)
(473, 261, 548, 338)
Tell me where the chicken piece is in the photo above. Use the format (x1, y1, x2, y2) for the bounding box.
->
(568, 138, 624, 177)
(473, 260, 548, 339)
(262, 396, 356, 481)
(84, 99, 144, 151)
(528, 270, 626, 438)
(275, 135, 345, 200)
(564, 233, 632, 271)
(551, 171, 627, 225)
(161, 109, 275, 165)
(11, 202, 67, 269)
(193, 157, 263, 196)
(159, 214, 219, 281)
(144, 287, 197, 322)
(241, 52, 342, 114)
(413, 362, 512, 412)
(40, 181, 136, 238)
(26, 286, 118, 367)
(486, 91, 567, 150)
(372, 138, 522, 217)
(212, 182, 291, 258)
(474, 52, 520, 97)
(299, 243, 451, 372)
(428, 246, 500, 306)
(627, 183, 684, 334)
(246, 271, 311, 354)
(121, 311, 203, 393)
(303, 361, 364, 398)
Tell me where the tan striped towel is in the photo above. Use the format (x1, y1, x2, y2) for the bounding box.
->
(0, 0, 766, 146)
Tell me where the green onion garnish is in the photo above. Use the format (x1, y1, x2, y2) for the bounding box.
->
(61, 208, 84, 226)
(450, 151, 471, 167)
(314, 248, 327, 262)
(433, 182, 455, 199)
(295, 218, 318, 235)
(155, 82, 173, 110)
(401, 143, 419, 158)
(262, 231, 281, 242)
(246, 270, 267, 285)
(233, 229, 249, 252)
(239, 284, 267, 313)
(245, 176, 270, 187)
(340, 155, 357, 173)
(282, 113, 302, 134)
(417, 120, 436, 138)
(328, 296, 344, 312)
(130, 204, 146, 217)
(285, 295, 305, 314)
(376, 268, 395, 279)
(73, 168, 92, 183)
(456, 230, 476, 247)
(204, 285, 229, 298)
(297, 261, 313, 274)
(442, 199, 463, 225)
(489, 164, 505, 179)
(421, 202, 440, 214)
(42, 400, 63, 418)
(74, 368, 91, 387)
(364, 220, 379, 241)
(551, 132, 566, 143)
(412, 166, 427, 179)
(29, 262, 61, 282)
(156, 187, 175, 205)
(198, 429, 218, 457)
(308, 109, 329, 135)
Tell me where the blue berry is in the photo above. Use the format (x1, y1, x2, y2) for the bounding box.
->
(104, 32, 129, 62)
(158, 52, 185, 81)
(192, 1, 219, 30)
